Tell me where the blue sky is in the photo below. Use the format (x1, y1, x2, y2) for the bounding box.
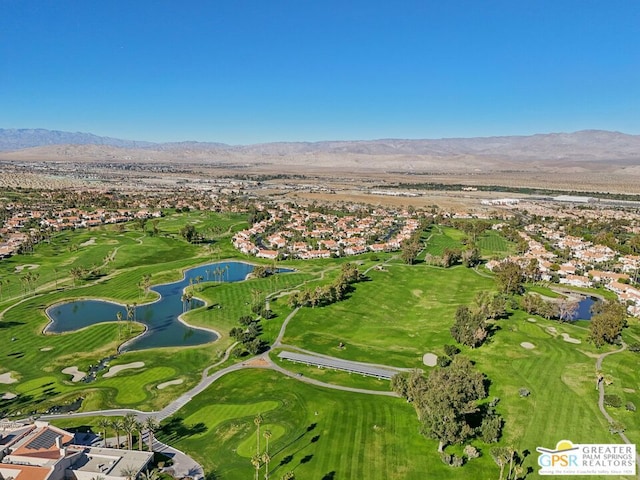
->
(1, 1, 638, 144)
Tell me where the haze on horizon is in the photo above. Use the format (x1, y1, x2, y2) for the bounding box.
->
(1, 1, 639, 145)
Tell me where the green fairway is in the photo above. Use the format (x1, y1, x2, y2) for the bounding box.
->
(3, 212, 638, 480)
(154, 368, 502, 480)
(282, 263, 494, 367)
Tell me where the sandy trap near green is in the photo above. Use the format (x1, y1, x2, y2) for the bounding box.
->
(62, 366, 86, 382)
(0, 372, 18, 384)
(157, 378, 184, 389)
(103, 361, 145, 378)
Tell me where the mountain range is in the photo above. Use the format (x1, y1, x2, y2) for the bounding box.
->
(1, 127, 639, 157)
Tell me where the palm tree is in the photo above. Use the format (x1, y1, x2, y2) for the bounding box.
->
(97, 417, 111, 445)
(116, 311, 123, 339)
(123, 413, 137, 450)
(251, 454, 261, 480)
(111, 418, 124, 449)
(261, 452, 270, 480)
(139, 469, 159, 480)
(135, 420, 144, 450)
(263, 430, 272, 457)
(144, 417, 159, 452)
(254, 414, 263, 455)
(119, 465, 138, 480)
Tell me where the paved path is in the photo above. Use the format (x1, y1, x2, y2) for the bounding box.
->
(594, 342, 640, 478)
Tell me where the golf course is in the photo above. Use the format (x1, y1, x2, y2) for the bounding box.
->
(1, 210, 638, 479)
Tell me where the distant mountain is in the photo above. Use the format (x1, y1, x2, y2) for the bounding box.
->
(1, 128, 639, 166)
(0, 128, 157, 151)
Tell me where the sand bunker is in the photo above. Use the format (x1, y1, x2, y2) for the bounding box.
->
(1, 393, 17, 400)
(80, 237, 96, 247)
(423, 353, 438, 367)
(157, 378, 184, 390)
(545, 326, 558, 335)
(520, 342, 536, 350)
(14, 264, 39, 272)
(0, 372, 18, 384)
(103, 361, 145, 378)
(623, 388, 636, 394)
(527, 318, 537, 323)
(561, 333, 581, 344)
(40, 347, 54, 352)
(62, 366, 86, 382)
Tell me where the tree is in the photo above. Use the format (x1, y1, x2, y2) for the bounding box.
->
(254, 414, 263, 455)
(144, 417, 159, 452)
(557, 299, 579, 322)
(588, 301, 627, 347)
(97, 417, 111, 444)
(442, 248, 462, 268)
(450, 305, 487, 348)
(251, 454, 261, 480)
(418, 356, 486, 452)
(180, 224, 197, 243)
(122, 413, 137, 450)
(111, 418, 124, 448)
(490, 447, 513, 480)
(493, 260, 524, 295)
(461, 247, 481, 268)
(119, 465, 138, 480)
(401, 240, 420, 265)
(261, 452, 271, 480)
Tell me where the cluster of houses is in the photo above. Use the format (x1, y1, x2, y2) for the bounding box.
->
(486, 224, 640, 317)
(233, 204, 421, 260)
(0, 420, 153, 480)
(0, 207, 161, 259)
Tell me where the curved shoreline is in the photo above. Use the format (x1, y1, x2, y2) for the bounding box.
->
(41, 260, 271, 351)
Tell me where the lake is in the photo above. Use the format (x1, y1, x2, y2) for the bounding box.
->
(45, 261, 270, 351)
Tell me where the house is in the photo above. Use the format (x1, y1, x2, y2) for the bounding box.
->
(0, 421, 153, 480)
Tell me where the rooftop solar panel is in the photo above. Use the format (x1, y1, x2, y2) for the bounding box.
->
(25, 429, 60, 450)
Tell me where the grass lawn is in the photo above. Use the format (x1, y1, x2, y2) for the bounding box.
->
(477, 230, 514, 258)
(4, 214, 638, 480)
(153, 368, 503, 480)
(282, 263, 495, 368)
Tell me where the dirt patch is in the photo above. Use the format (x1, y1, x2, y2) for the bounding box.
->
(157, 378, 184, 390)
(0, 372, 18, 384)
(103, 361, 145, 378)
(244, 357, 270, 367)
(412, 289, 423, 297)
(520, 342, 536, 350)
(422, 353, 438, 367)
(561, 333, 581, 344)
(62, 366, 86, 382)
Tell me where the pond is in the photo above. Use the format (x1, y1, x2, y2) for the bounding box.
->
(575, 295, 597, 320)
(45, 261, 280, 351)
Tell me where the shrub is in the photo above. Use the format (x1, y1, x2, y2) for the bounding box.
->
(489, 397, 500, 408)
(628, 342, 640, 352)
(439, 452, 464, 467)
(626, 402, 636, 412)
(604, 394, 622, 408)
(437, 356, 452, 367)
(444, 344, 461, 358)
(464, 445, 480, 459)
(519, 388, 531, 397)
